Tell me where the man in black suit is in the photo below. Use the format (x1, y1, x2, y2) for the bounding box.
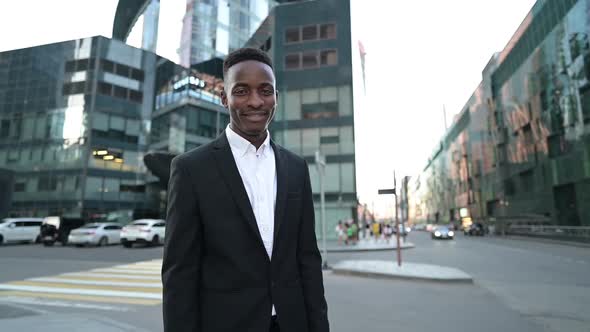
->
(162, 48, 329, 332)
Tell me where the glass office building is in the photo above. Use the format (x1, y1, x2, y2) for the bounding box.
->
(0, 36, 174, 218)
(407, 0, 590, 227)
(179, 0, 278, 66)
(246, 0, 363, 239)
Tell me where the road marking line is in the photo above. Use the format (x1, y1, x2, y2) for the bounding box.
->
(110, 265, 161, 271)
(58, 273, 161, 281)
(0, 291, 160, 305)
(60, 272, 161, 280)
(0, 295, 131, 311)
(29, 278, 162, 288)
(8, 281, 161, 293)
(0, 285, 162, 299)
(89, 268, 160, 275)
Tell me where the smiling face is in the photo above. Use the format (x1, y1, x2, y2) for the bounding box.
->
(221, 60, 277, 146)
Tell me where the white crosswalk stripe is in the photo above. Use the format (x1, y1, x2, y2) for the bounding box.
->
(0, 259, 164, 307)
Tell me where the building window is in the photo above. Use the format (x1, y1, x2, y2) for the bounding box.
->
(320, 23, 336, 39)
(302, 25, 318, 41)
(285, 53, 301, 70)
(38, 175, 58, 191)
(129, 90, 143, 103)
(302, 52, 318, 69)
(320, 49, 338, 66)
(285, 27, 300, 43)
(115, 63, 130, 77)
(98, 82, 112, 95)
(62, 82, 86, 95)
(302, 102, 339, 119)
(320, 135, 339, 144)
(101, 59, 114, 73)
(130, 68, 144, 81)
(113, 86, 127, 99)
(13, 182, 25, 192)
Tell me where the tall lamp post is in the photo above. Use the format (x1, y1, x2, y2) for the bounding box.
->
(315, 151, 328, 269)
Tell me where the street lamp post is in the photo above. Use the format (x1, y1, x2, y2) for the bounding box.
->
(379, 171, 402, 267)
(315, 151, 328, 269)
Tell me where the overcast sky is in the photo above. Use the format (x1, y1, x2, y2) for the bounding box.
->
(0, 0, 537, 216)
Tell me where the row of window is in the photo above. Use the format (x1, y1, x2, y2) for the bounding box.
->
(285, 49, 337, 70)
(62, 81, 144, 103)
(65, 58, 144, 82)
(285, 23, 336, 44)
(13, 175, 146, 194)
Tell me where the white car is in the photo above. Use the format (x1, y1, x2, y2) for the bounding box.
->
(0, 218, 44, 245)
(68, 223, 123, 247)
(120, 219, 165, 248)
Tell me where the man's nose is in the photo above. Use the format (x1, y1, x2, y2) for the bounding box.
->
(248, 92, 264, 108)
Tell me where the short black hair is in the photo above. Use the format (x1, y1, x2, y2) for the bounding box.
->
(223, 48, 274, 78)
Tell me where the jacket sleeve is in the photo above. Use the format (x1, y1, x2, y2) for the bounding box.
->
(297, 161, 330, 332)
(162, 157, 202, 332)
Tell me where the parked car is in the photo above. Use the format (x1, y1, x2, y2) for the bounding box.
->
(465, 223, 485, 236)
(0, 218, 43, 245)
(120, 219, 165, 248)
(40, 216, 86, 246)
(68, 223, 123, 247)
(431, 226, 454, 240)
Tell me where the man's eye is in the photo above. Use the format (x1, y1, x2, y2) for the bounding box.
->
(261, 89, 274, 96)
(233, 89, 248, 95)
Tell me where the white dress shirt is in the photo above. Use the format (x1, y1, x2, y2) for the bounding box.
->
(226, 125, 277, 316)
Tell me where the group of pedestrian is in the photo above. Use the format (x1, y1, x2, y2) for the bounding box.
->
(335, 221, 402, 245)
(335, 220, 358, 245)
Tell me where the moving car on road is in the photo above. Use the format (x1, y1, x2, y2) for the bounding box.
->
(0, 218, 43, 245)
(68, 223, 123, 247)
(120, 219, 165, 248)
(431, 226, 454, 240)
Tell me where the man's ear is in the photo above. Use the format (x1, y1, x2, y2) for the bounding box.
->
(220, 89, 228, 108)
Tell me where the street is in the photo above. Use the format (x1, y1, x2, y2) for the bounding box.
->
(0, 232, 589, 332)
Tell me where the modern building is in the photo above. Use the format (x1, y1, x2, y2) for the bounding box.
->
(179, 0, 280, 66)
(112, 0, 282, 66)
(407, 0, 590, 228)
(151, 63, 229, 154)
(0, 36, 180, 219)
(246, 0, 363, 238)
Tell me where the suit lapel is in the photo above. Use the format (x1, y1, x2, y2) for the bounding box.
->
(211, 133, 265, 250)
(272, 141, 288, 258)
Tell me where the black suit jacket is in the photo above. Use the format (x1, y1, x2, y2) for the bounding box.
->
(162, 132, 329, 332)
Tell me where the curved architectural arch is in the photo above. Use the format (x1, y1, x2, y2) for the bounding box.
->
(112, 0, 150, 42)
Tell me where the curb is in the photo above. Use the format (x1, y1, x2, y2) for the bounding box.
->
(325, 243, 415, 253)
(332, 268, 473, 284)
(331, 260, 473, 284)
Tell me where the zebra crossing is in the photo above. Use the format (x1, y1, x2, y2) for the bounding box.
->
(0, 259, 163, 307)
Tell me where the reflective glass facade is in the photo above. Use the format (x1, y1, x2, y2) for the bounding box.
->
(407, 0, 590, 227)
(151, 67, 229, 153)
(179, 0, 278, 66)
(0, 36, 172, 219)
(246, 0, 360, 239)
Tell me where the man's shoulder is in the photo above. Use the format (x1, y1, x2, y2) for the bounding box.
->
(171, 140, 217, 169)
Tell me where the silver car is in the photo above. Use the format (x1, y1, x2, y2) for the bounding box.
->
(68, 223, 122, 247)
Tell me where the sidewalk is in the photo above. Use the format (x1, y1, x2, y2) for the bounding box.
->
(0, 306, 147, 332)
(332, 260, 473, 283)
(319, 239, 415, 252)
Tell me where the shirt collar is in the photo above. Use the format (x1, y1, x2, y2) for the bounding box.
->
(226, 125, 271, 158)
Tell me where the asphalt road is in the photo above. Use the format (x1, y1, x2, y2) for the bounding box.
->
(0, 232, 588, 332)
